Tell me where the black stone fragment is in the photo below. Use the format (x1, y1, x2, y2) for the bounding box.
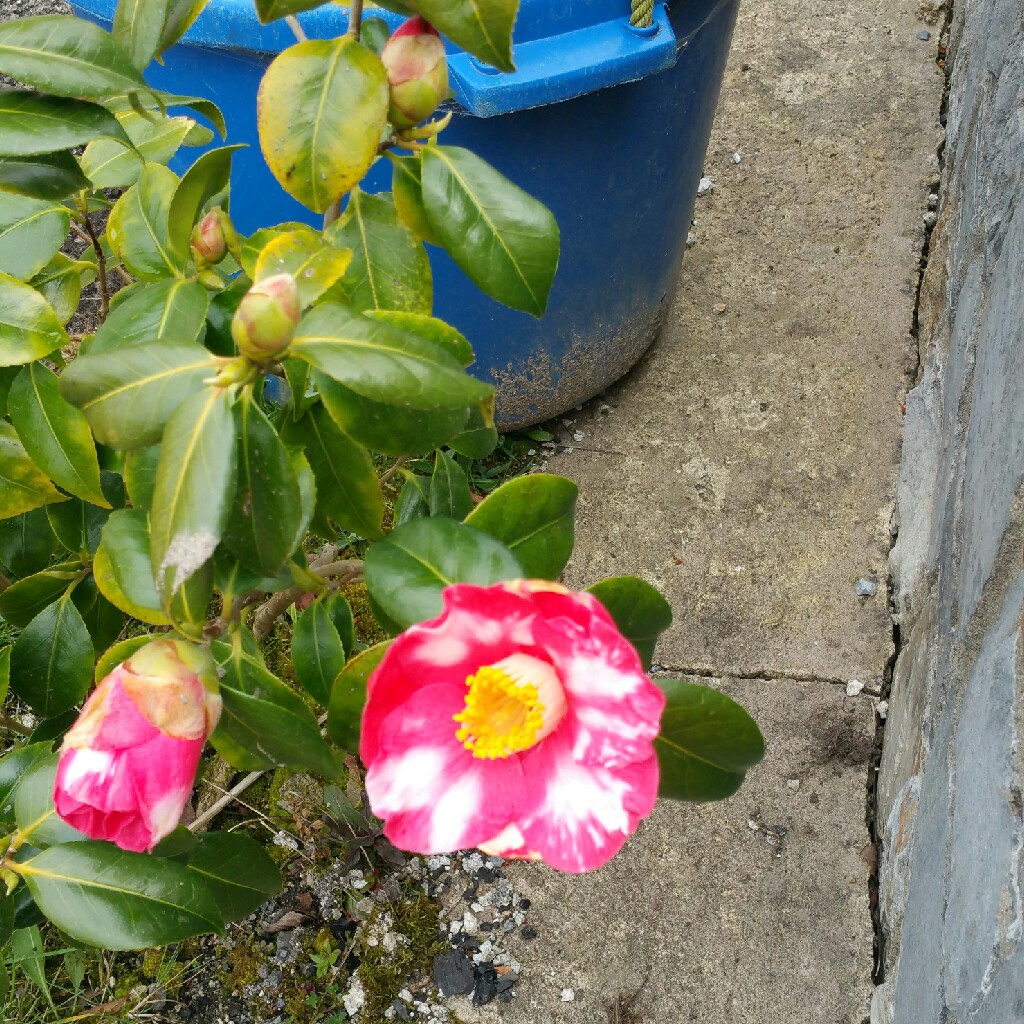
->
(500, 989, 515, 1003)
(521, 924, 538, 940)
(519, 898, 531, 910)
(477, 867, 497, 882)
(433, 950, 476, 997)
(392, 999, 413, 1021)
(472, 965, 498, 1006)
(496, 974, 517, 994)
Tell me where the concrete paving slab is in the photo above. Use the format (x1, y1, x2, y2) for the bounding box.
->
(454, 676, 876, 1024)
(547, 0, 944, 685)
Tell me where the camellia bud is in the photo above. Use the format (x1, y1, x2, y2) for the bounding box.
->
(53, 639, 222, 853)
(230, 273, 301, 362)
(381, 16, 449, 130)
(190, 207, 238, 266)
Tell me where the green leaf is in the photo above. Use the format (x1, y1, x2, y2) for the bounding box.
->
(13, 754, 88, 848)
(46, 498, 110, 555)
(93, 633, 153, 682)
(18, 841, 223, 950)
(366, 310, 474, 367)
(124, 444, 161, 510)
(0, 509, 57, 577)
(293, 303, 490, 411)
(159, 0, 212, 54)
(254, 228, 352, 309)
(211, 636, 339, 777)
(71, 574, 126, 652)
(257, 37, 389, 214)
(154, 91, 226, 139)
(186, 833, 282, 923)
(93, 509, 168, 625)
(0, 561, 83, 628)
(430, 449, 473, 520)
(326, 189, 432, 314)
(0, 16, 147, 100)
(58, 339, 216, 449)
(237, 222, 308, 279)
(224, 394, 302, 575)
(394, 473, 429, 525)
(290, 403, 384, 541)
(0, 90, 130, 156)
(421, 146, 560, 317)
(9, 592, 94, 718)
(586, 576, 673, 671)
(0, 270, 68, 366)
(322, 592, 355, 656)
(254, 0, 327, 24)
(292, 597, 346, 706)
(0, 193, 70, 281)
(0, 895, 13, 949)
(0, 420, 68, 519)
(0, 743, 52, 823)
(655, 679, 765, 801)
(167, 145, 245, 265)
(315, 370, 469, 457)
(0, 646, 9, 706)
(365, 518, 522, 631)
(0, 152, 91, 202)
(391, 154, 442, 246)
(408, 0, 516, 72)
(89, 279, 209, 355)
(8, 362, 108, 506)
(29, 254, 94, 324)
(10, 926, 51, 1007)
(464, 473, 577, 580)
(114, 0, 174, 71)
(80, 109, 196, 190)
(107, 163, 184, 280)
(447, 399, 498, 459)
(327, 641, 388, 751)
(150, 386, 237, 601)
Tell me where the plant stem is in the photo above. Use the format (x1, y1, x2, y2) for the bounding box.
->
(251, 560, 363, 639)
(284, 14, 307, 42)
(379, 455, 411, 485)
(347, 0, 364, 37)
(80, 211, 110, 320)
(0, 714, 33, 737)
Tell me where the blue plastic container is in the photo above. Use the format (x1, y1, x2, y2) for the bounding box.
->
(72, 0, 739, 427)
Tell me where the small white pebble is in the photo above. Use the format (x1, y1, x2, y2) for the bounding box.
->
(877, 700, 889, 720)
(686, 231, 696, 247)
(527, 448, 536, 456)
(697, 176, 714, 195)
(846, 680, 865, 697)
(561, 418, 574, 427)
(732, 152, 742, 164)
(598, 404, 611, 414)
(787, 779, 801, 791)
(747, 819, 759, 831)
(573, 431, 584, 442)
(561, 989, 575, 1002)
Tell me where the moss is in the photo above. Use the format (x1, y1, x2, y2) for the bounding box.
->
(345, 582, 390, 648)
(223, 938, 265, 992)
(259, 617, 297, 685)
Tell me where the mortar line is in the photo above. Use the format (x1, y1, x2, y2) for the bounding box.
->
(650, 663, 879, 692)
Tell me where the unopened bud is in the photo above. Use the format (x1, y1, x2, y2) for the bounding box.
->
(381, 17, 449, 130)
(190, 208, 238, 266)
(231, 273, 301, 362)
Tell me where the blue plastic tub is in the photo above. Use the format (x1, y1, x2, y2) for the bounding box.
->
(72, 0, 739, 427)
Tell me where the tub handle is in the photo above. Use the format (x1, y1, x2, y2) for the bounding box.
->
(446, 4, 677, 118)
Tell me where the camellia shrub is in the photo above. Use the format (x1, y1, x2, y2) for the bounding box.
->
(0, 0, 765, 964)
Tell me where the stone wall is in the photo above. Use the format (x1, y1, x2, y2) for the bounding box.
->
(873, 0, 1024, 1020)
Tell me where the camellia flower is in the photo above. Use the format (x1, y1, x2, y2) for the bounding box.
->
(381, 16, 449, 129)
(360, 581, 665, 873)
(53, 639, 222, 854)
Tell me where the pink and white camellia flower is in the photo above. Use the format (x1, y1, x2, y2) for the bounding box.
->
(53, 639, 222, 854)
(360, 581, 666, 873)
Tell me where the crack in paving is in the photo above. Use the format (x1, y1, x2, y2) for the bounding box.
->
(650, 662, 876, 691)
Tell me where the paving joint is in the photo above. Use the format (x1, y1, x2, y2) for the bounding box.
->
(651, 663, 882, 694)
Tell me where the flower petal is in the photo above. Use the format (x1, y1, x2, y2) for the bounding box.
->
(365, 684, 525, 855)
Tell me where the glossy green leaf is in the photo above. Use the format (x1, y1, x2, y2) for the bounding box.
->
(154, 90, 226, 139)
(93, 509, 167, 624)
(106, 163, 184, 280)
(59, 339, 217, 449)
(315, 370, 469, 457)
(0, 364, 15, 415)
(421, 146, 559, 317)
(0, 270, 68, 366)
(9, 592, 94, 718)
(0, 16, 147, 100)
(407, 0, 516, 72)
(360, 17, 393, 56)
(14, 754, 87, 848)
(225, 394, 302, 575)
(211, 636, 339, 777)
(655, 679, 765, 801)
(326, 189, 432, 314)
(292, 597, 346, 706)
(390, 154, 441, 246)
(257, 37, 389, 213)
(0, 151, 91, 202)
(46, 498, 109, 555)
(394, 473, 429, 525)
(124, 444, 160, 510)
(293, 402, 384, 540)
(237, 222, 308, 279)
(9, 362, 108, 506)
(186, 832, 282, 923)
(80, 110, 196, 190)
(367, 310, 474, 366)
(430, 449, 473, 520)
(254, 0, 326, 23)
(326, 640, 389, 751)
(0, 895, 13, 950)
(254, 228, 352, 309)
(0, 420, 68, 519)
(0, 193, 70, 281)
(150, 386, 237, 601)
(464, 473, 577, 580)
(0, 561, 83, 628)
(365, 518, 522, 631)
(0, 90, 129, 156)
(586, 575, 673, 671)
(447, 398, 498, 459)
(71, 574, 126, 652)
(94, 633, 154, 682)
(10, 926, 50, 1004)
(0, 509, 57, 577)
(293, 303, 490, 410)
(203, 275, 248, 357)
(114, 0, 174, 71)
(0, 743, 52, 823)
(167, 145, 244, 264)
(29, 254, 94, 324)
(19, 841, 223, 950)
(159, 0, 212, 54)
(89, 278, 209, 354)
(0, 646, 9, 706)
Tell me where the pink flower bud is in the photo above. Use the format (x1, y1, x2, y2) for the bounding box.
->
(231, 273, 301, 362)
(53, 639, 222, 853)
(381, 17, 449, 129)
(190, 208, 238, 266)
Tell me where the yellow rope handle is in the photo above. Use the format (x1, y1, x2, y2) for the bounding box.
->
(630, 0, 656, 28)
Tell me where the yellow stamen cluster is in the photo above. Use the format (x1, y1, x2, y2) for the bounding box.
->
(454, 665, 546, 760)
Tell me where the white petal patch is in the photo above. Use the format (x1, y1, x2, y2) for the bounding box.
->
(428, 773, 481, 852)
(367, 747, 447, 816)
(537, 756, 631, 839)
(62, 748, 115, 788)
(411, 634, 470, 668)
(147, 787, 189, 844)
(563, 654, 641, 700)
